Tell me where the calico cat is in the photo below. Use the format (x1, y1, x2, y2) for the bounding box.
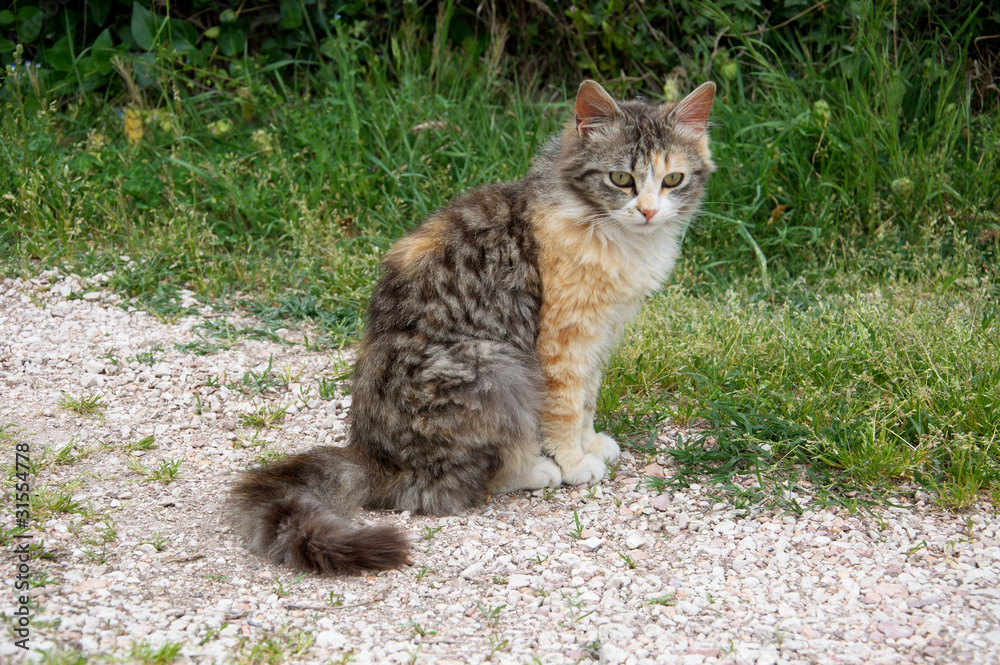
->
(230, 79, 716, 574)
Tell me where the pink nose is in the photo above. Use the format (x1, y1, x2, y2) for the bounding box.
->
(641, 208, 657, 222)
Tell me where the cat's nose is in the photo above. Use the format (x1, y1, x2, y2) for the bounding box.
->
(640, 208, 657, 222)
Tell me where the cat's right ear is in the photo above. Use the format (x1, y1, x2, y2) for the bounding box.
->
(576, 80, 622, 138)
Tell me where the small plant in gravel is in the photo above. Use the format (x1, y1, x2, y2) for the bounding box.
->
(237, 629, 314, 664)
(560, 590, 595, 623)
(278, 364, 304, 386)
(568, 510, 584, 539)
(142, 531, 171, 553)
(131, 346, 164, 366)
(254, 447, 288, 466)
(649, 593, 677, 606)
(128, 457, 183, 484)
(317, 376, 340, 400)
(30, 481, 87, 519)
(475, 602, 506, 630)
(128, 639, 183, 665)
(58, 391, 106, 420)
(99, 348, 121, 366)
(31, 569, 59, 588)
(619, 553, 637, 569)
(228, 354, 282, 396)
(406, 621, 436, 639)
(414, 566, 438, 581)
(486, 635, 509, 660)
(54, 437, 91, 465)
(125, 435, 157, 452)
(33, 645, 87, 665)
(149, 458, 183, 484)
(238, 403, 290, 429)
(422, 525, 444, 540)
(273, 573, 307, 598)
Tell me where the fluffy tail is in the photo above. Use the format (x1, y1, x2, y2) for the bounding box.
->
(229, 446, 410, 575)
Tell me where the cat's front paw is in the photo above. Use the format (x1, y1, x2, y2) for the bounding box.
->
(585, 432, 621, 464)
(559, 453, 611, 486)
(526, 456, 563, 489)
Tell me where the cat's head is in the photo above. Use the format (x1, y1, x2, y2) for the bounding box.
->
(555, 80, 716, 235)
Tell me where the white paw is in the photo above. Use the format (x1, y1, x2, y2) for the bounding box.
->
(586, 432, 621, 464)
(560, 453, 610, 486)
(527, 456, 563, 489)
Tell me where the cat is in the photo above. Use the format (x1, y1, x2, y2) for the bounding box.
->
(230, 79, 717, 574)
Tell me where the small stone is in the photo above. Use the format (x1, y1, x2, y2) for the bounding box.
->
(459, 563, 485, 580)
(580, 537, 604, 552)
(877, 621, 915, 640)
(315, 630, 347, 649)
(641, 462, 665, 478)
(648, 495, 671, 511)
(507, 574, 534, 588)
(80, 373, 104, 388)
(714, 520, 736, 534)
(83, 360, 105, 374)
(600, 644, 628, 665)
(625, 531, 648, 550)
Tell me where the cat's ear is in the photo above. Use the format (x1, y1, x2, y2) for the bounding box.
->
(576, 80, 622, 137)
(669, 81, 716, 136)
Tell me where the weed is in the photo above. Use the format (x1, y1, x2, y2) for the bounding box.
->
(124, 435, 157, 452)
(649, 594, 677, 606)
(228, 355, 282, 396)
(475, 602, 506, 630)
(273, 573, 307, 597)
(422, 525, 444, 541)
(132, 347, 164, 366)
(30, 482, 87, 520)
(619, 553, 637, 569)
(486, 635, 509, 659)
(142, 532, 171, 552)
(414, 566, 438, 581)
(128, 457, 183, 484)
(238, 403, 290, 429)
(128, 639, 182, 665)
(568, 510, 584, 539)
(406, 620, 436, 638)
(54, 437, 91, 465)
(560, 590, 596, 623)
(58, 392, 106, 420)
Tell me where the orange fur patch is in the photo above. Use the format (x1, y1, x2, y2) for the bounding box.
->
(384, 217, 448, 271)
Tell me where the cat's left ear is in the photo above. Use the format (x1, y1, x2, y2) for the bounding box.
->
(576, 80, 622, 137)
(669, 81, 716, 137)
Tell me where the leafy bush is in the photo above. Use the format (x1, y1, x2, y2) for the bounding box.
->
(4, 1, 997, 101)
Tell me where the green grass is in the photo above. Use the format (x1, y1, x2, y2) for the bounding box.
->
(1, 4, 997, 508)
(57, 391, 107, 420)
(602, 266, 999, 509)
(238, 403, 290, 429)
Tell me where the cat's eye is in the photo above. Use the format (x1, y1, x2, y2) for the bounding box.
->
(609, 171, 634, 187)
(663, 172, 684, 188)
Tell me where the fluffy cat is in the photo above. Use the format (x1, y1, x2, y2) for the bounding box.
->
(230, 79, 716, 574)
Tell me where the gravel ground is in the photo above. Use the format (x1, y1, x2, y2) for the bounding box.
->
(1, 269, 999, 665)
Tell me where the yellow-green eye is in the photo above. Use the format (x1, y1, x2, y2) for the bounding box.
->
(663, 172, 684, 188)
(610, 171, 634, 187)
